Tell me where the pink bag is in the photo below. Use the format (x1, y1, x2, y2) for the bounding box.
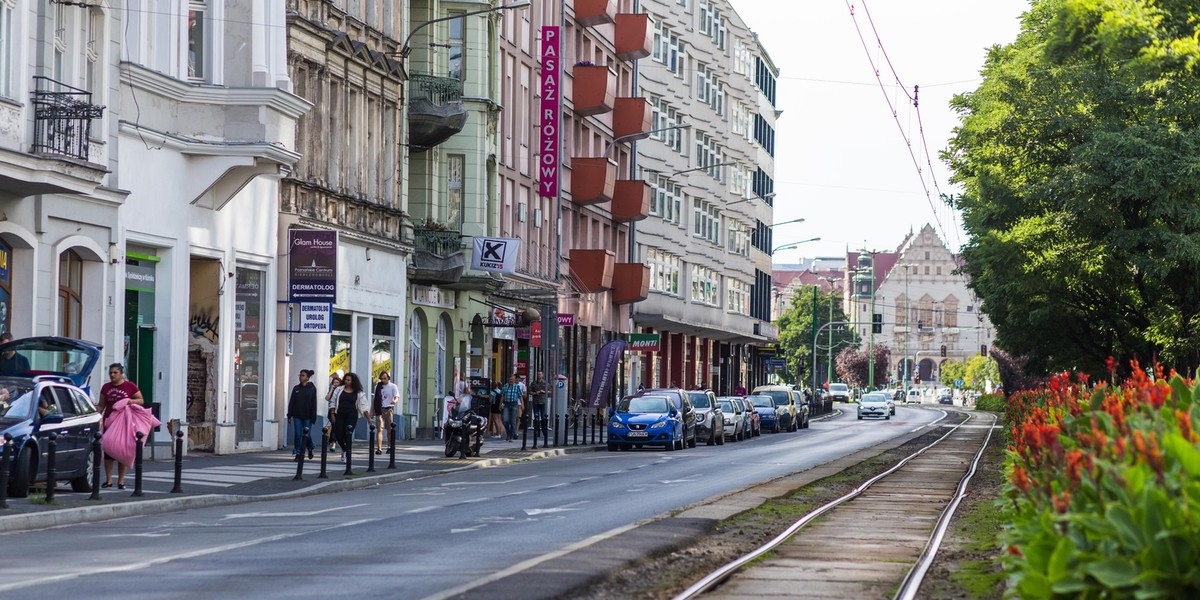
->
(103, 398, 162, 467)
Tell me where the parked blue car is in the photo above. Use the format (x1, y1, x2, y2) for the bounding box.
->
(747, 394, 779, 433)
(607, 395, 688, 451)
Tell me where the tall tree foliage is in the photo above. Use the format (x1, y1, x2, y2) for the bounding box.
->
(775, 286, 856, 387)
(945, 0, 1200, 375)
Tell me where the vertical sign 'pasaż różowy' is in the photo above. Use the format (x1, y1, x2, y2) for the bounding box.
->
(539, 26, 560, 198)
(288, 229, 338, 303)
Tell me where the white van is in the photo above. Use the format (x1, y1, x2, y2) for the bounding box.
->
(906, 389, 922, 404)
(828, 383, 850, 402)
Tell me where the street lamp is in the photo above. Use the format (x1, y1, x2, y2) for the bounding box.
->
(816, 274, 839, 389)
(397, 0, 531, 59)
(669, 160, 736, 179)
(771, 237, 821, 253)
(769, 217, 805, 228)
(728, 191, 775, 207)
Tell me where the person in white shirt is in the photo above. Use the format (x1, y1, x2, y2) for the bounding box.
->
(373, 372, 400, 452)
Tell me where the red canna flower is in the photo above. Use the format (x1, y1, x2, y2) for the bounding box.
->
(1105, 356, 1116, 374)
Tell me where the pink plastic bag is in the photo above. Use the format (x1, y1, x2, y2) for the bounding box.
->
(103, 398, 161, 467)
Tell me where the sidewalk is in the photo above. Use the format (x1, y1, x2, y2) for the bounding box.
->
(0, 434, 603, 533)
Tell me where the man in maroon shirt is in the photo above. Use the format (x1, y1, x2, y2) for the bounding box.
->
(97, 363, 143, 489)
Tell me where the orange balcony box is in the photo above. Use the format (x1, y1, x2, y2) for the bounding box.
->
(569, 157, 616, 205)
(571, 64, 615, 117)
(612, 180, 650, 222)
(615, 14, 652, 61)
(613, 97, 652, 141)
(569, 249, 616, 292)
(612, 263, 650, 304)
(573, 0, 616, 27)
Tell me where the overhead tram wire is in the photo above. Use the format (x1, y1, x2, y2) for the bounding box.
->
(844, 0, 952, 247)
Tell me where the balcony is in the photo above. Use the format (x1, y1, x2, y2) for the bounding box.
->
(571, 64, 615, 117)
(569, 157, 616, 206)
(613, 97, 651, 141)
(572, 0, 616, 27)
(615, 14, 652, 61)
(409, 225, 465, 285)
(612, 263, 650, 304)
(407, 73, 467, 151)
(568, 248, 615, 292)
(611, 180, 650, 222)
(31, 76, 104, 162)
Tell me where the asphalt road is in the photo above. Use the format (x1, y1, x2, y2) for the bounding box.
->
(0, 405, 941, 599)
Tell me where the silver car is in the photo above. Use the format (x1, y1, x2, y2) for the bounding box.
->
(858, 392, 891, 420)
(716, 397, 746, 441)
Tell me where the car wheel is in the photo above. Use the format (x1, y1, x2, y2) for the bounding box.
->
(607, 442, 617, 452)
(857, 414, 863, 420)
(70, 446, 94, 493)
(707, 425, 716, 446)
(886, 414, 891, 420)
(716, 430, 725, 445)
(772, 422, 780, 434)
(686, 426, 697, 448)
(8, 446, 35, 499)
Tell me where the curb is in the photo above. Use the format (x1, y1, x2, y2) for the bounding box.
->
(0, 444, 604, 533)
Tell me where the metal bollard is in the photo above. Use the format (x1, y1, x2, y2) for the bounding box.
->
(89, 432, 102, 500)
(521, 413, 528, 451)
(387, 422, 396, 470)
(343, 425, 353, 476)
(554, 414, 561, 447)
(45, 433, 58, 504)
(573, 413, 579, 446)
(367, 424, 376, 473)
(132, 431, 144, 497)
(294, 426, 309, 481)
(0, 434, 10, 509)
(170, 430, 184, 493)
(318, 427, 329, 479)
(531, 413, 539, 450)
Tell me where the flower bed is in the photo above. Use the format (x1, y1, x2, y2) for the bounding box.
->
(1001, 363, 1200, 597)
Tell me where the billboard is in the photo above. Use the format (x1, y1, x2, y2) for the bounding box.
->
(288, 229, 337, 303)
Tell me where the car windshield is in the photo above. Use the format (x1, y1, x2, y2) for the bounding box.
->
(619, 396, 670, 414)
(749, 395, 774, 408)
(829, 384, 849, 392)
(687, 393, 712, 408)
(761, 390, 791, 406)
(863, 394, 888, 403)
(0, 379, 37, 421)
(717, 399, 737, 412)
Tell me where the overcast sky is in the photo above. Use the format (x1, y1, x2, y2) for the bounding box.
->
(731, 0, 1030, 262)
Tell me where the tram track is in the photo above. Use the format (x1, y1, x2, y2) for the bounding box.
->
(676, 409, 998, 600)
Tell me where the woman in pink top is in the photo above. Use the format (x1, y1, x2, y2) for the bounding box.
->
(97, 363, 143, 489)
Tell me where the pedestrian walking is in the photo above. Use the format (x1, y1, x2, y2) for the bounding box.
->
(330, 372, 370, 460)
(472, 379, 493, 433)
(373, 372, 399, 452)
(287, 369, 318, 461)
(487, 381, 505, 439)
(528, 371, 549, 437)
(324, 373, 343, 452)
(97, 363, 144, 489)
(499, 374, 523, 442)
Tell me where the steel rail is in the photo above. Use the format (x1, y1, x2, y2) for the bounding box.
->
(894, 411, 998, 600)
(673, 409, 983, 600)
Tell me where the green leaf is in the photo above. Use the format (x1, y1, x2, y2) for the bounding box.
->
(1085, 559, 1140, 588)
(1163, 433, 1200, 478)
(1047, 535, 1076, 582)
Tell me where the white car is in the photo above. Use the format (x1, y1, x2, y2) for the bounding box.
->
(858, 392, 891, 420)
(906, 389, 922, 404)
(828, 383, 850, 402)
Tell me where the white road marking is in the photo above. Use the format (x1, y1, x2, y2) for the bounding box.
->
(223, 504, 369, 519)
(440, 475, 537, 487)
(405, 506, 439, 514)
(523, 501, 589, 516)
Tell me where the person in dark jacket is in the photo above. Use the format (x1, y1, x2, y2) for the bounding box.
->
(287, 369, 318, 460)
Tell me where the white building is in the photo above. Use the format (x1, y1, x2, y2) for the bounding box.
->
(116, 0, 307, 453)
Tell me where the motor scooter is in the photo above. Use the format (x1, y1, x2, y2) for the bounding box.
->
(443, 398, 486, 458)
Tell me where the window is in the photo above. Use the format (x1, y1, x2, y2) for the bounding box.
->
(57, 250, 83, 339)
(727, 220, 750, 256)
(695, 132, 723, 180)
(234, 267, 264, 444)
(727, 279, 750, 315)
(895, 294, 908, 327)
(0, 238, 10, 335)
(372, 318, 395, 385)
(330, 312, 352, 377)
(943, 298, 959, 328)
(649, 96, 684, 153)
(434, 318, 447, 400)
(690, 265, 719, 306)
(695, 63, 723, 114)
(86, 9, 102, 93)
(406, 315, 421, 414)
(692, 198, 719, 244)
(699, 2, 726, 49)
(924, 265, 930, 275)
(733, 38, 753, 76)
(53, 1, 66, 81)
(646, 247, 681, 296)
(755, 56, 776, 107)
(652, 20, 685, 77)
(646, 171, 682, 225)
(447, 155, 464, 227)
(730, 102, 750, 139)
(754, 114, 776, 156)
(752, 168, 773, 201)
(188, 1, 207, 80)
(0, 0, 16, 97)
(448, 13, 464, 80)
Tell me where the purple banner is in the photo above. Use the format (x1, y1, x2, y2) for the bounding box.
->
(538, 26, 560, 198)
(586, 340, 627, 408)
(288, 229, 338, 303)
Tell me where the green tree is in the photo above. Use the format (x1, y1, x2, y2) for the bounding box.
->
(945, 0, 1200, 376)
(939, 359, 967, 388)
(775, 286, 855, 387)
(964, 355, 1001, 391)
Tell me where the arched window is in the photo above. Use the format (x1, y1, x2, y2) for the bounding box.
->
(58, 250, 83, 338)
(434, 318, 447, 400)
(407, 314, 422, 415)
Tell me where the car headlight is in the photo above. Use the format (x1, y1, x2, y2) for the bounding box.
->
(609, 420, 625, 429)
(649, 419, 669, 429)
(723, 416, 732, 424)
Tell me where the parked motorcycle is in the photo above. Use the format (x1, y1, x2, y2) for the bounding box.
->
(443, 399, 486, 458)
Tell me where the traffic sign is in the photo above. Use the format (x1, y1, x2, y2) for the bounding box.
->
(955, 379, 964, 387)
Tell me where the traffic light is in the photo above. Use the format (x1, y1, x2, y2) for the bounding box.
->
(940, 345, 947, 357)
(981, 344, 988, 357)
(917, 320, 924, 330)
(872, 313, 882, 334)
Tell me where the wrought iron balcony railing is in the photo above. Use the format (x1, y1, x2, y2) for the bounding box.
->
(414, 226, 463, 256)
(31, 76, 104, 161)
(408, 73, 463, 106)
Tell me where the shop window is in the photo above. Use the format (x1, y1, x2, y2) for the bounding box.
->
(330, 312, 352, 378)
(57, 250, 83, 339)
(371, 318, 395, 385)
(0, 238, 10, 335)
(234, 267, 264, 444)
